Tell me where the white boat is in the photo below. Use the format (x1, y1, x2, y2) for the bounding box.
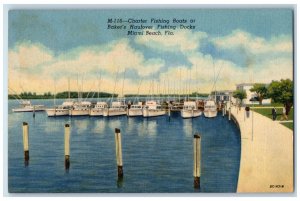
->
(203, 100, 218, 118)
(46, 100, 74, 117)
(89, 101, 108, 116)
(142, 100, 166, 117)
(180, 101, 202, 118)
(128, 102, 143, 117)
(12, 100, 45, 112)
(69, 101, 92, 116)
(103, 101, 127, 117)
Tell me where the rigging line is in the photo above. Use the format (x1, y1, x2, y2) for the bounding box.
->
(210, 60, 224, 94)
(135, 79, 143, 103)
(111, 66, 120, 103)
(121, 69, 126, 98)
(8, 87, 23, 102)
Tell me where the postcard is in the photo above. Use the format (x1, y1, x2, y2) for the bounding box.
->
(6, 6, 294, 193)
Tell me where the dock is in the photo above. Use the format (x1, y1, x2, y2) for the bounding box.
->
(230, 106, 293, 192)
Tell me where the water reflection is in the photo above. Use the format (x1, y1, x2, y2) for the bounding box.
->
(183, 119, 193, 137)
(107, 117, 121, 131)
(91, 118, 106, 134)
(144, 119, 157, 137)
(72, 118, 90, 134)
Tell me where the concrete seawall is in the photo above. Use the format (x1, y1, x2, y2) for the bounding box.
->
(230, 106, 293, 193)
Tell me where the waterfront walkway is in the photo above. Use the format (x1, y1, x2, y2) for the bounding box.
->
(230, 106, 293, 193)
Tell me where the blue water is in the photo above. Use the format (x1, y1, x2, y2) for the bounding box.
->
(8, 99, 241, 193)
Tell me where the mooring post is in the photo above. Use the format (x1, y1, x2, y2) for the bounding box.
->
(115, 128, 123, 178)
(193, 134, 201, 189)
(22, 122, 29, 165)
(168, 106, 171, 121)
(33, 105, 35, 118)
(222, 106, 225, 117)
(64, 124, 70, 170)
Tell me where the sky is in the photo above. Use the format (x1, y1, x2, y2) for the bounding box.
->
(8, 9, 294, 95)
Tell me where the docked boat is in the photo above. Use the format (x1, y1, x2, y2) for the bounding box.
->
(89, 101, 108, 116)
(12, 100, 45, 112)
(128, 102, 143, 117)
(203, 100, 218, 118)
(180, 101, 202, 118)
(46, 100, 74, 117)
(69, 101, 92, 116)
(142, 100, 166, 117)
(103, 101, 127, 117)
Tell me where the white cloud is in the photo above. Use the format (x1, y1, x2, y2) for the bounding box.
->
(9, 42, 54, 71)
(135, 29, 207, 53)
(8, 40, 165, 94)
(212, 29, 292, 55)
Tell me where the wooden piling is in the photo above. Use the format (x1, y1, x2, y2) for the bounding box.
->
(33, 106, 35, 118)
(229, 106, 231, 121)
(64, 124, 70, 170)
(222, 107, 225, 117)
(193, 134, 201, 188)
(115, 128, 123, 178)
(168, 107, 171, 121)
(22, 122, 29, 164)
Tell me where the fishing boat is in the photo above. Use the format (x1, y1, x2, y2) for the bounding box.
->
(90, 101, 108, 116)
(103, 100, 127, 117)
(203, 100, 218, 118)
(142, 100, 166, 117)
(180, 101, 202, 118)
(69, 101, 92, 116)
(128, 102, 143, 117)
(46, 100, 74, 117)
(12, 100, 45, 112)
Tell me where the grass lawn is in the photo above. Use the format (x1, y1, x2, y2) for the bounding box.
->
(246, 103, 284, 107)
(280, 122, 294, 130)
(251, 107, 294, 121)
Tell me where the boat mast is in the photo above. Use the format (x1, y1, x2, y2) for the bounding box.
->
(68, 78, 70, 100)
(111, 67, 119, 104)
(121, 69, 126, 98)
(98, 73, 102, 100)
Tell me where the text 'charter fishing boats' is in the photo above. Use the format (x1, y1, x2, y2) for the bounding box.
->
(180, 101, 202, 118)
(12, 100, 45, 112)
(128, 102, 143, 117)
(143, 100, 166, 117)
(203, 100, 218, 118)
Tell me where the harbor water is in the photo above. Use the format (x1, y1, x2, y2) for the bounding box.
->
(8, 99, 241, 193)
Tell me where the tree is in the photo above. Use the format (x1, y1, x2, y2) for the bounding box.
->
(233, 89, 247, 106)
(268, 79, 293, 115)
(250, 83, 268, 105)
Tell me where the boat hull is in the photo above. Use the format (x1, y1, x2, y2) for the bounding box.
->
(89, 109, 104, 116)
(46, 109, 69, 116)
(181, 109, 202, 118)
(12, 106, 45, 112)
(103, 109, 127, 117)
(203, 110, 218, 118)
(69, 109, 90, 116)
(128, 109, 143, 117)
(143, 109, 166, 117)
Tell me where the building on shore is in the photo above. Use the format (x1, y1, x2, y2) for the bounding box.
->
(211, 90, 233, 103)
(236, 83, 271, 105)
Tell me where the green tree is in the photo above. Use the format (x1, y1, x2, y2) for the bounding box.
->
(250, 83, 268, 105)
(268, 79, 293, 115)
(233, 89, 247, 106)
